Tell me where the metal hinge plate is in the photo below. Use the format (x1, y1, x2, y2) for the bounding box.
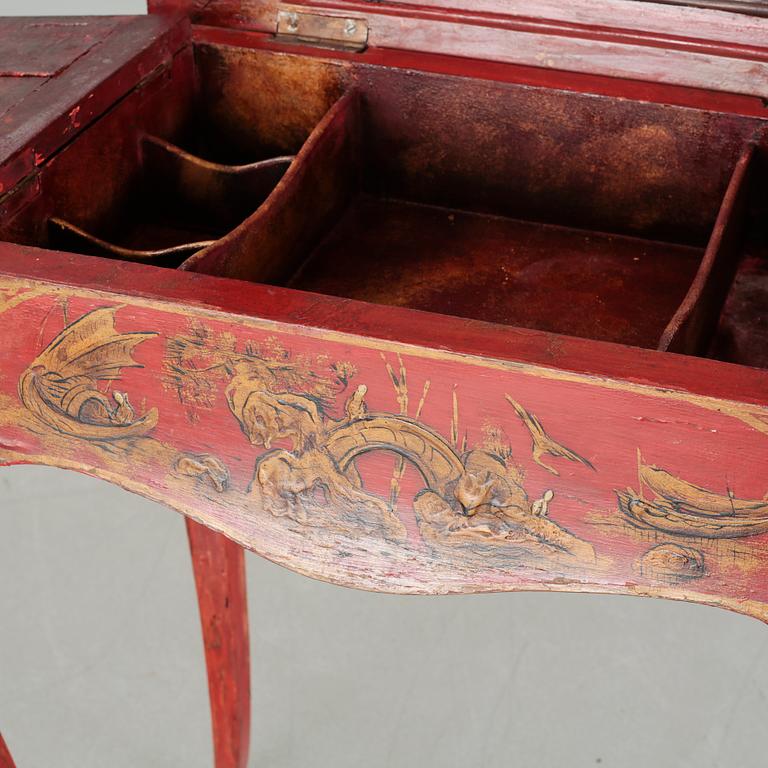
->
(275, 8, 369, 52)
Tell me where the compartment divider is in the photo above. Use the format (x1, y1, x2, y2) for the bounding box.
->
(141, 136, 293, 231)
(45, 139, 295, 264)
(47, 217, 215, 263)
(179, 91, 360, 284)
(659, 141, 757, 355)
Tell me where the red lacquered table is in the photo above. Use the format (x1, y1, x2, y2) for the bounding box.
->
(2, 1, 768, 765)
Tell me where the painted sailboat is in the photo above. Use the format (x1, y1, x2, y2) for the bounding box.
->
(617, 453, 768, 539)
(18, 307, 158, 440)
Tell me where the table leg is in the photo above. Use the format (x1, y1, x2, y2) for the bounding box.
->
(186, 519, 251, 768)
(0, 732, 16, 768)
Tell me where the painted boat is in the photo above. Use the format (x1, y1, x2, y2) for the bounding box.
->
(617, 489, 768, 538)
(18, 307, 159, 440)
(639, 464, 768, 517)
(617, 460, 768, 539)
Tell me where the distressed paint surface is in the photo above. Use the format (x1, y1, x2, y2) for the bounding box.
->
(186, 519, 250, 768)
(1, 278, 768, 621)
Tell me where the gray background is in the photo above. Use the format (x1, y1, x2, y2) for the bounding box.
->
(2, 2, 768, 766)
(4, 469, 768, 768)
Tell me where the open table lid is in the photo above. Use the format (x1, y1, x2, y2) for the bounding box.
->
(0, 15, 187, 196)
(150, 0, 768, 98)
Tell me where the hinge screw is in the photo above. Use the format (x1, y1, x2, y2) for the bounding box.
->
(286, 12, 299, 32)
(344, 19, 357, 36)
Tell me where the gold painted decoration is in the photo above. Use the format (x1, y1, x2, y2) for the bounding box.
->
(175, 453, 230, 492)
(223, 351, 597, 561)
(4, 288, 768, 620)
(634, 543, 706, 582)
(505, 395, 594, 475)
(618, 455, 768, 539)
(18, 307, 158, 440)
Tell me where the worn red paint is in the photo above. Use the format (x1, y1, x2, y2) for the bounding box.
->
(0, 732, 16, 768)
(187, 520, 250, 768)
(1, 2, 768, 763)
(1, 267, 768, 614)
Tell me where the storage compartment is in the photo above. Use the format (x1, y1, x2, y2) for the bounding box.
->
(182, 46, 766, 354)
(0, 43, 345, 266)
(48, 137, 293, 263)
(1, 38, 766, 358)
(287, 197, 706, 349)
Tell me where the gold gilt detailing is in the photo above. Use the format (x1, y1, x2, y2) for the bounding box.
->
(380, 352, 431, 511)
(7, 275, 768, 442)
(414, 450, 595, 563)
(327, 414, 466, 495)
(0, 286, 45, 315)
(250, 447, 407, 539)
(634, 543, 705, 583)
(18, 308, 158, 440)
(174, 453, 230, 492)
(618, 453, 768, 539)
(639, 463, 767, 515)
(505, 396, 594, 475)
(16, 309, 598, 564)
(217, 345, 597, 561)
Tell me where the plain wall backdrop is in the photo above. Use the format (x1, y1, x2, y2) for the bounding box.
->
(2, 2, 768, 766)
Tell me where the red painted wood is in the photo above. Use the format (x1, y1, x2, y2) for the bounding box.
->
(174, 0, 768, 97)
(279, 1, 768, 98)
(320, 0, 768, 44)
(0, 78, 41, 121)
(2, 244, 767, 411)
(183, 0, 768, 44)
(0, 17, 122, 77)
(0, 7, 765, 765)
(0, 733, 16, 768)
(650, 0, 768, 13)
(0, 15, 188, 195)
(192, 25, 768, 119)
(149, 0, 209, 15)
(187, 519, 251, 768)
(2, 268, 768, 621)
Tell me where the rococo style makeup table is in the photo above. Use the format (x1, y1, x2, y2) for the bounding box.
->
(1, 0, 768, 764)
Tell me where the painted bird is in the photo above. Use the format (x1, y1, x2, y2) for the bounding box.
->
(505, 395, 594, 476)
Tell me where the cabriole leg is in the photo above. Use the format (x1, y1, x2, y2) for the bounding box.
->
(186, 520, 250, 768)
(0, 732, 17, 768)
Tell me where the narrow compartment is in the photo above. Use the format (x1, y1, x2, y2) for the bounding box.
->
(0, 43, 346, 267)
(659, 142, 758, 355)
(709, 143, 768, 368)
(48, 137, 293, 264)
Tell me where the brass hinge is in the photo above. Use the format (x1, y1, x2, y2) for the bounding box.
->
(275, 8, 369, 52)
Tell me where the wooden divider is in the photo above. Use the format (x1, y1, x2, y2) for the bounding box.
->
(660, 140, 759, 355)
(180, 91, 360, 283)
(142, 136, 293, 232)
